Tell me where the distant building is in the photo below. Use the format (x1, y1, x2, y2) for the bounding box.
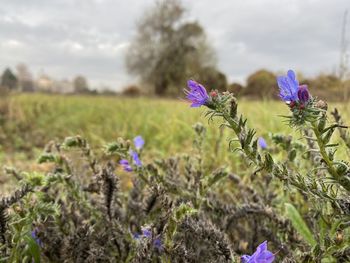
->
(36, 74, 54, 92)
(52, 79, 74, 93)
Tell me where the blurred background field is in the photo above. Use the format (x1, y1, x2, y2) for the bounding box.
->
(0, 94, 349, 190)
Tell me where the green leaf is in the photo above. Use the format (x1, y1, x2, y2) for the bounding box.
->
(24, 235, 41, 263)
(207, 170, 228, 188)
(285, 203, 316, 247)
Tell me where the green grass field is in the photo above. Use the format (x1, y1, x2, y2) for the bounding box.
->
(0, 94, 349, 191)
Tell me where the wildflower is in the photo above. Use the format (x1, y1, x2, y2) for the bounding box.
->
(277, 70, 299, 103)
(297, 84, 310, 104)
(119, 159, 132, 172)
(258, 137, 267, 149)
(131, 151, 142, 167)
(153, 237, 163, 250)
(241, 241, 275, 263)
(133, 233, 140, 239)
(277, 70, 311, 107)
(31, 230, 43, 247)
(134, 227, 163, 250)
(142, 227, 152, 238)
(134, 135, 145, 150)
(185, 80, 209, 107)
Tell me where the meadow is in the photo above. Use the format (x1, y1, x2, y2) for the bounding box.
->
(1, 94, 347, 152)
(1, 94, 348, 164)
(1, 93, 350, 262)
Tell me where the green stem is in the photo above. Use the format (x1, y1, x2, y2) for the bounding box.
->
(310, 121, 339, 179)
(221, 110, 258, 166)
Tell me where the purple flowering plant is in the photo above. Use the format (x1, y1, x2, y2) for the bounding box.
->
(184, 74, 350, 262)
(276, 70, 321, 126)
(31, 229, 43, 247)
(134, 135, 145, 150)
(185, 80, 210, 107)
(119, 159, 133, 172)
(133, 226, 163, 251)
(277, 70, 311, 106)
(118, 135, 144, 172)
(241, 241, 275, 263)
(258, 137, 267, 149)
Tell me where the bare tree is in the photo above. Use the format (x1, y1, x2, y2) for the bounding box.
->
(126, 0, 216, 95)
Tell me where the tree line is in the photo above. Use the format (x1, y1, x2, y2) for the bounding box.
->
(0, 64, 93, 94)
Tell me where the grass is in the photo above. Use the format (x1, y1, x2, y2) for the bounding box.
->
(0, 94, 349, 191)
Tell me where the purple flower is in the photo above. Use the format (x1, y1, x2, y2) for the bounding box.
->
(241, 241, 275, 263)
(153, 237, 163, 250)
(134, 136, 145, 150)
(131, 151, 142, 167)
(134, 227, 163, 251)
(31, 230, 43, 247)
(258, 137, 267, 149)
(297, 84, 310, 104)
(142, 228, 152, 238)
(119, 159, 132, 172)
(119, 150, 142, 172)
(277, 70, 299, 103)
(133, 233, 140, 239)
(185, 80, 209, 107)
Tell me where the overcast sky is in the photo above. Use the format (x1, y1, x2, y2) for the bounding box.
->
(1, 0, 349, 90)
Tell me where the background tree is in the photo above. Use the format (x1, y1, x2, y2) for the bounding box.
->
(302, 73, 343, 101)
(16, 63, 34, 92)
(1, 68, 18, 91)
(228, 82, 244, 97)
(126, 0, 217, 96)
(244, 69, 278, 99)
(73, 75, 90, 93)
(196, 67, 228, 92)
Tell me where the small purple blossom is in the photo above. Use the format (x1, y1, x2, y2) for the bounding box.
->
(185, 80, 209, 107)
(31, 230, 43, 247)
(119, 159, 132, 172)
(119, 150, 142, 171)
(297, 84, 310, 104)
(258, 137, 267, 149)
(133, 227, 163, 251)
(142, 228, 152, 238)
(277, 70, 299, 103)
(241, 241, 275, 263)
(153, 237, 163, 250)
(131, 151, 142, 167)
(133, 233, 140, 239)
(134, 136, 145, 150)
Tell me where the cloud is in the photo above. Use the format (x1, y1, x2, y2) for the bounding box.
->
(0, 0, 349, 89)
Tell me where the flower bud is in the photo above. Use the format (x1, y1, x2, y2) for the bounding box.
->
(210, 90, 218, 97)
(315, 100, 328, 111)
(297, 85, 310, 103)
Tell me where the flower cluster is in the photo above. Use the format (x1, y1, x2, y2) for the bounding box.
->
(119, 135, 144, 172)
(133, 226, 163, 251)
(277, 69, 311, 106)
